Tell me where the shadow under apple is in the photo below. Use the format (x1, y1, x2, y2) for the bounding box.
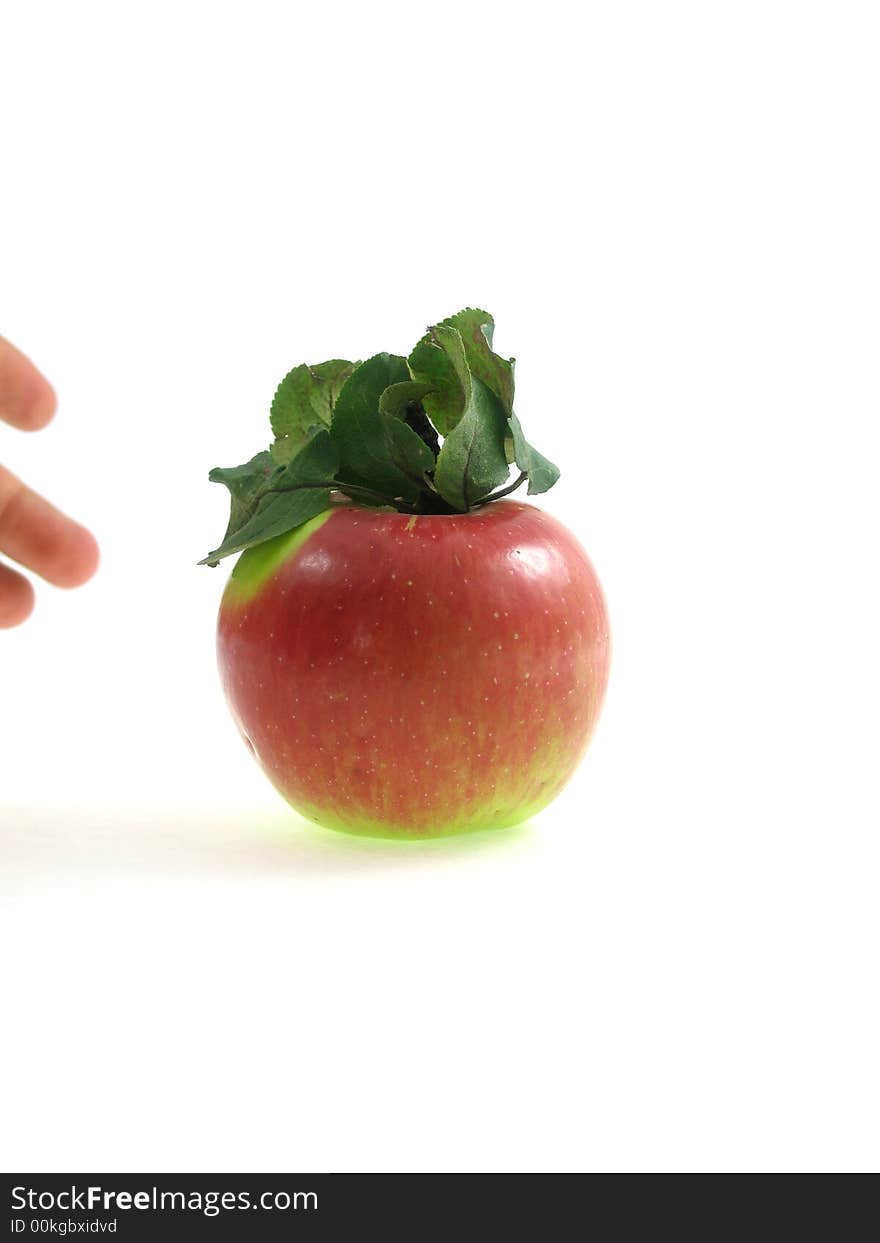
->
(0, 801, 534, 888)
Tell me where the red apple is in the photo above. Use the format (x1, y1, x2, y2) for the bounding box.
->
(217, 499, 609, 838)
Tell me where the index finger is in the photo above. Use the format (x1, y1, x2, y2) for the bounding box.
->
(0, 336, 57, 431)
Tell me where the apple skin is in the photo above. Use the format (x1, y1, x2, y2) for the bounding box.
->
(217, 500, 610, 838)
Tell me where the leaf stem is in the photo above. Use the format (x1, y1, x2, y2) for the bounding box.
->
(260, 471, 528, 516)
(260, 480, 409, 510)
(471, 472, 528, 508)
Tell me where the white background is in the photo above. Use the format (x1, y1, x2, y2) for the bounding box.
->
(1, 1, 878, 1173)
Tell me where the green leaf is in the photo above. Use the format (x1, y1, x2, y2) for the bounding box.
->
(509, 412, 561, 495)
(275, 425, 340, 486)
(331, 353, 435, 501)
(408, 326, 471, 435)
(440, 307, 515, 416)
(207, 451, 283, 551)
(270, 359, 356, 463)
(433, 378, 510, 511)
(200, 429, 339, 565)
(378, 380, 436, 420)
(430, 310, 556, 496)
(270, 423, 324, 466)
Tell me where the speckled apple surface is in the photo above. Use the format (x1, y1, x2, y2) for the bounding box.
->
(217, 500, 610, 837)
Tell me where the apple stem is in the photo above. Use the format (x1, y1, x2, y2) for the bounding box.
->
(403, 400, 441, 459)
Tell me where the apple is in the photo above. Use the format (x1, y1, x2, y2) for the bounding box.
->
(202, 308, 610, 838)
(216, 500, 609, 838)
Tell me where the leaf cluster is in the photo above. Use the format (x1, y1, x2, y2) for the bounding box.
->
(201, 309, 560, 565)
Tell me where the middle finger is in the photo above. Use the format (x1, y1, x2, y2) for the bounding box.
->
(0, 465, 99, 587)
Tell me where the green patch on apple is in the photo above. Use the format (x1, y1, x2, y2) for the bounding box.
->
(224, 510, 334, 605)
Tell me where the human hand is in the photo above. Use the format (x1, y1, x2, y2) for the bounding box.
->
(0, 337, 99, 627)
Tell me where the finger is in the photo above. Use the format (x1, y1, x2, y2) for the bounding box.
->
(0, 561, 35, 628)
(0, 337, 57, 431)
(0, 465, 99, 588)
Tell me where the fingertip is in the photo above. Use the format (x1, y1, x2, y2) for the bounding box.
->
(78, 527, 101, 584)
(0, 339, 58, 431)
(25, 378, 58, 431)
(0, 566, 35, 628)
(55, 525, 100, 589)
